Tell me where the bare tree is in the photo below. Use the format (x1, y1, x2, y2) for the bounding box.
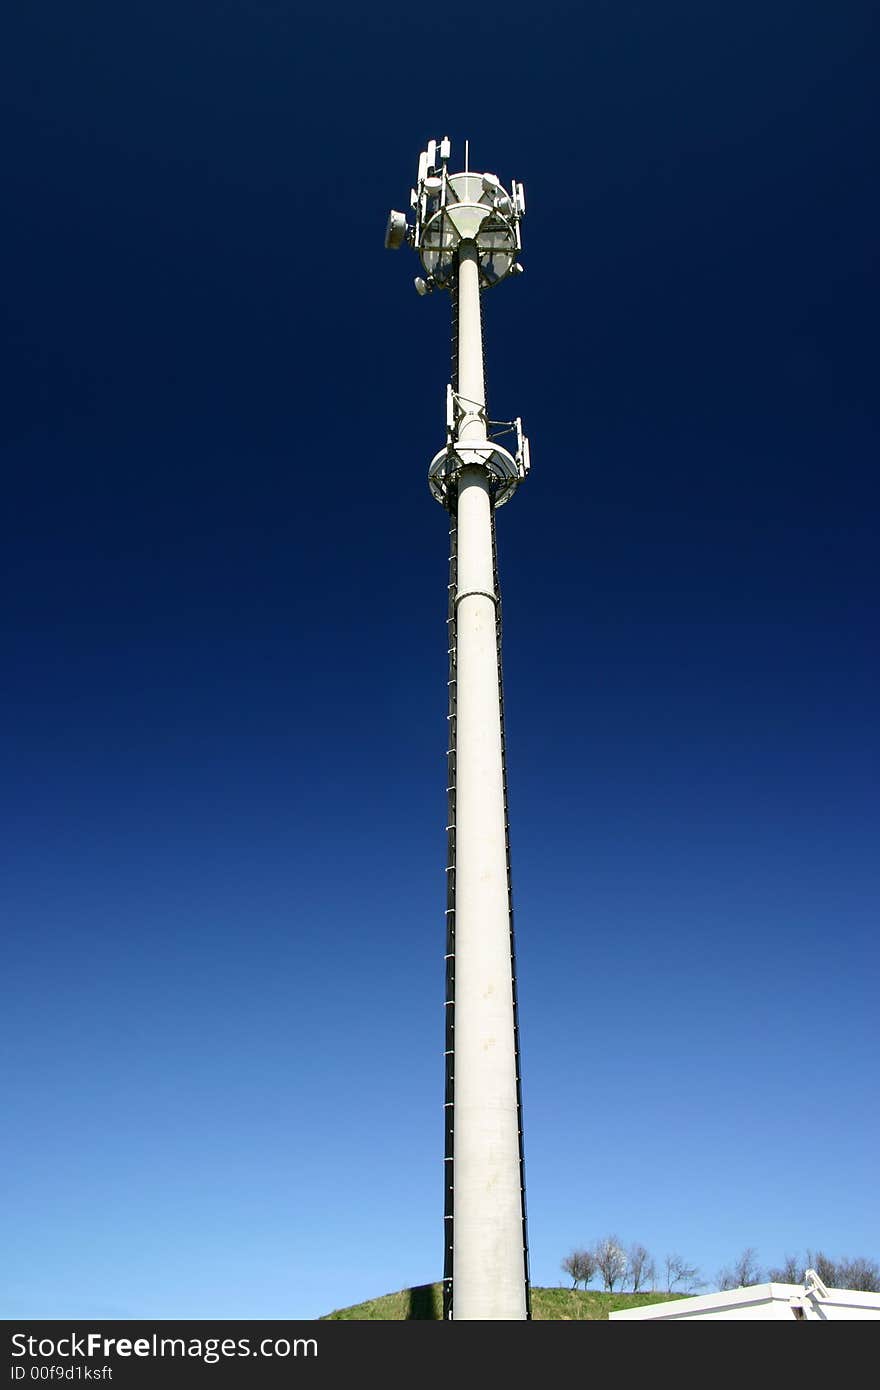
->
(718, 1247, 762, 1290)
(594, 1235, 628, 1292)
(835, 1257, 880, 1293)
(764, 1251, 878, 1292)
(628, 1243, 653, 1293)
(665, 1253, 703, 1293)
(805, 1250, 838, 1287)
(561, 1248, 597, 1291)
(561, 1252, 580, 1289)
(767, 1253, 802, 1283)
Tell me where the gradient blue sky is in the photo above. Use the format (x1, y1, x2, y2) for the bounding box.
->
(2, 1, 877, 1320)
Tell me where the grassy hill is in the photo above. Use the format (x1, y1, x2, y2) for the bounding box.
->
(322, 1285, 682, 1320)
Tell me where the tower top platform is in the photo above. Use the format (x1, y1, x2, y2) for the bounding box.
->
(385, 138, 525, 291)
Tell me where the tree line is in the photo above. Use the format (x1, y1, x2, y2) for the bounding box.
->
(562, 1239, 880, 1294)
(723, 1247, 880, 1293)
(561, 1238, 701, 1294)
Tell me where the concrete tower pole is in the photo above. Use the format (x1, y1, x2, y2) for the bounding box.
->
(385, 140, 531, 1321)
(452, 243, 527, 1320)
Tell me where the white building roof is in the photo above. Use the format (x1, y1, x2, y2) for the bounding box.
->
(609, 1271, 880, 1321)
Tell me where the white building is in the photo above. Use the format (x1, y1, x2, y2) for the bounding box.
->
(610, 1270, 880, 1320)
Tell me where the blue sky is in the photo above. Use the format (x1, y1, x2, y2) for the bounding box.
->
(2, 1, 877, 1319)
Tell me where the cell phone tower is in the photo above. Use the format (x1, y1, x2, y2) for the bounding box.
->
(385, 138, 531, 1321)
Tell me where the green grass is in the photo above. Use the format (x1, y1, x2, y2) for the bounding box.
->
(321, 1285, 683, 1320)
